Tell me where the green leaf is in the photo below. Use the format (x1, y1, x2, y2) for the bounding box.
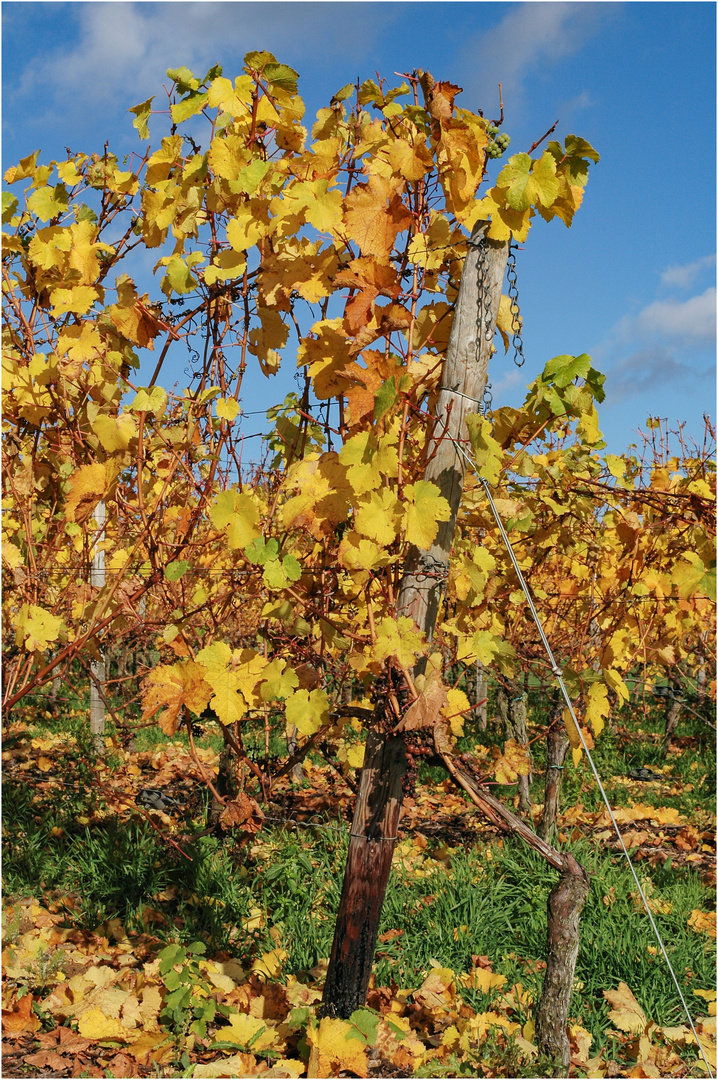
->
(167, 66, 200, 93)
(543, 353, 592, 388)
(130, 387, 168, 415)
(350, 1008, 380, 1046)
(282, 554, 302, 582)
(129, 97, 155, 140)
(171, 91, 209, 125)
(165, 560, 190, 581)
(232, 159, 271, 195)
(331, 83, 355, 103)
(244, 537, 279, 565)
(263, 560, 290, 589)
(75, 204, 98, 225)
(373, 376, 398, 421)
(496, 151, 558, 212)
(165, 257, 199, 295)
(187, 940, 207, 954)
(202, 63, 223, 84)
(2, 192, 18, 222)
(244, 49, 278, 72)
(264, 62, 299, 95)
(465, 414, 503, 485)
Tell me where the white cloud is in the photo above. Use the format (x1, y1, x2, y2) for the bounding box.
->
(660, 255, 716, 290)
(625, 288, 716, 345)
(12, 2, 398, 124)
(462, 2, 615, 110)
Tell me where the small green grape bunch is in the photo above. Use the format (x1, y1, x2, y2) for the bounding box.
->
(485, 123, 511, 159)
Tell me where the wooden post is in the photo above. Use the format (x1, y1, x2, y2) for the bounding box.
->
(498, 685, 532, 813)
(322, 222, 509, 1017)
(475, 660, 488, 730)
(396, 221, 510, 641)
(90, 501, 106, 755)
(537, 709, 569, 842)
(320, 730, 406, 1017)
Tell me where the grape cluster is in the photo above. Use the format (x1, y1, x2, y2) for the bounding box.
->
(486, 124, 511, 160)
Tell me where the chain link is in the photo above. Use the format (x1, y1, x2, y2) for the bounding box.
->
(472, 232, 495, 414)
(506, 244, 526, 368)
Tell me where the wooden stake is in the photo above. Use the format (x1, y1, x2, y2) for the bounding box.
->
(321, 223, 509, 1017)
(320, 730, 406, 1018)
(90, 501, 106, 755)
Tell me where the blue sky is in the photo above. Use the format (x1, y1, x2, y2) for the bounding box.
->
(3, 1, 715, 454)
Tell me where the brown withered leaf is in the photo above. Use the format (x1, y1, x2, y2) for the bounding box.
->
(219, 792, 265, 834)
(427, 81, 463, 120)
(24, 1050, 71, 1072)
(403, 680, 448, 731)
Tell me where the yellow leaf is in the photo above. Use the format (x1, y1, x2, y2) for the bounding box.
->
(212, 1011, 275, 1050)
(307, 1017, 368, 1079)
(227, 201, 270, 251)
(251, 948, 288, 981)
(209, 490, 262, 549)
(458, 968, 507, 994)
(343, 174, 412, 259)
(77, 1006, 127, 1040)
(194, 1053, 259, 1077)
(585, 682, 610, 738)
(194, 643, 264, 725)
(373, 616, 424, 667)
(688, 910, 716, 938)
(494, 738, 531, 785)
(604, 982, 647, 1034)
(354, 488, 401, 546)
(442, 688, 470, 737)
(465, 414, 504, 485)
(345, 743, 365, 769)
(284, 688, 330, 737)
(403, 480, 451, 548)
(56, 321, 103, 361)
(91, 413, 137, 453)
(65, 462, 108, 523)
(50, 285, 100, 316)
(15, 604, 65, 653)
(141, 661, 212, 735)
(37, 756, 53, 772)
(216, 397, 241, 421)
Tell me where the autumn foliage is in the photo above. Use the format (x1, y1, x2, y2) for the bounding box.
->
(2, 51, 716, 1074)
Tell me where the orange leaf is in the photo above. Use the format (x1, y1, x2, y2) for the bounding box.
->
(2, 993, 42, 1036)
(343, 175, 412, 259)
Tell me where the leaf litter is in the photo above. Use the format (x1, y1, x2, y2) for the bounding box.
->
(2, 718, 715, 1078)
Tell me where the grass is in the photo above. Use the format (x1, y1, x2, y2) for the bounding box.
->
(2, 679, 715, 1075)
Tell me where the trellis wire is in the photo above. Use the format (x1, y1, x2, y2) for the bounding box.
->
(451, 434, 714, 1076)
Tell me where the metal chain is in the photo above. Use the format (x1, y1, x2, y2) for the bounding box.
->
(474, 233, 494, 342)
(506, 244, 526, 368)
(471, 232, 494, 414)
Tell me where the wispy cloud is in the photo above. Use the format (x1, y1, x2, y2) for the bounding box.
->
(619, 288, 715, 345)
(462, 2, 615, 111)
(10, 2, 398, 132)
(604, 348, 713, 401)
(660, 255, 715, 290)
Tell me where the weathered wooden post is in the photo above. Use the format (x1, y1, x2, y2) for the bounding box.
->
(537, 706, 569, 841)
(90, 501, 106, 755)
(321, 222, 509, 1017)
